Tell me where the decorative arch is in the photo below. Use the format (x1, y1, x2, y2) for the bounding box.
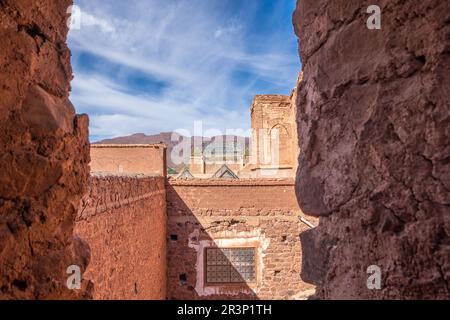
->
(269, 123, 292, 166)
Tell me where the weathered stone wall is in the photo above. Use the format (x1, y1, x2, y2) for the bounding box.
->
(90, 144, 167, 177)
(293, 0, 449, 299)
(0, 0, 92, 299)
(75, 175, 167, 300)
(166, 179, 317, 300)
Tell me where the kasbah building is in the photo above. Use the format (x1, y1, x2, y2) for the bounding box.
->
(1, 0, 448, 302)
(75, 74, 319, 300)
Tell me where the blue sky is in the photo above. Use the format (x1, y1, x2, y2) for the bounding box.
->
(68, 0, 301, 142)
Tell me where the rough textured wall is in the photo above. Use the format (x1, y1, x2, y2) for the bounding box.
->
(90, 144, 167, 177)
(0, 0, 91, 299)
(249, 95, 298, 178)
(190, 156, 244, 176)
(293, 0, 449, 299)
(167, 179, 317, 300)
(75, 175, 167, 300)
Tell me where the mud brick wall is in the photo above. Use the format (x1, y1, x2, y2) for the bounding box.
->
(0, 0, 92, 299)
(166, 179, 317, 300)
(90, 144, 167, 177)
(293, 0, 450, 299)
(75, 175, 167, 300)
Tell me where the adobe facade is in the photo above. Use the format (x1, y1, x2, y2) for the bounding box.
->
(75, 175, 167, 299)
(90, 144, 167, 177)
(75, 133, 316, 299)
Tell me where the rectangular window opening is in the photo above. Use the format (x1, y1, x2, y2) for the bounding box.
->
(205, 248, 256, 284)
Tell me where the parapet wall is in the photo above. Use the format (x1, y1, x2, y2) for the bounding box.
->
(166, 179, 317, 300)
(168, 179, 303, 210)
(90, 144, 167, 177)
(75, 175, 167, 300)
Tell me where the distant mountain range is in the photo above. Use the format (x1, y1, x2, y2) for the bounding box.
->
(94, 132, 250, 170)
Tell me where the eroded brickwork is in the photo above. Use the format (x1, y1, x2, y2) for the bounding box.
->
(248, 95, 299, 178)
(75, 175, 167, 300)
(293, 0, 450, 299)
(90, 144, 167, 177)
(0, 0, 91, 299)
(166, 179, 317, 300)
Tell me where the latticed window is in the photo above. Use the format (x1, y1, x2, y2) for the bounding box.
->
(205, 248, 256, 284)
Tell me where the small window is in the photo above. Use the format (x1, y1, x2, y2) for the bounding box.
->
(179, 274, 187, 285)
(205, 248, 256, 284)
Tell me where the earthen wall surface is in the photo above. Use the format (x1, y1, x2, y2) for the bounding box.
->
(166, 179, 317, 300)
(0, 0, 92, 299)
(75, 175, 167, 300)
(190, 164, 243, 177)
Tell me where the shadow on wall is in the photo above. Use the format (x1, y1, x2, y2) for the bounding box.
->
(299, 228, 332, 288)
(166, 184, 259, 300)
(74, 175, 167, 300)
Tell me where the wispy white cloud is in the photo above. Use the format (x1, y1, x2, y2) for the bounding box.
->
(71, 72, 250, 139)
(68, 0, 300, 141)
(215, 20, 242, 39)
(69, 5, 116, 33)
